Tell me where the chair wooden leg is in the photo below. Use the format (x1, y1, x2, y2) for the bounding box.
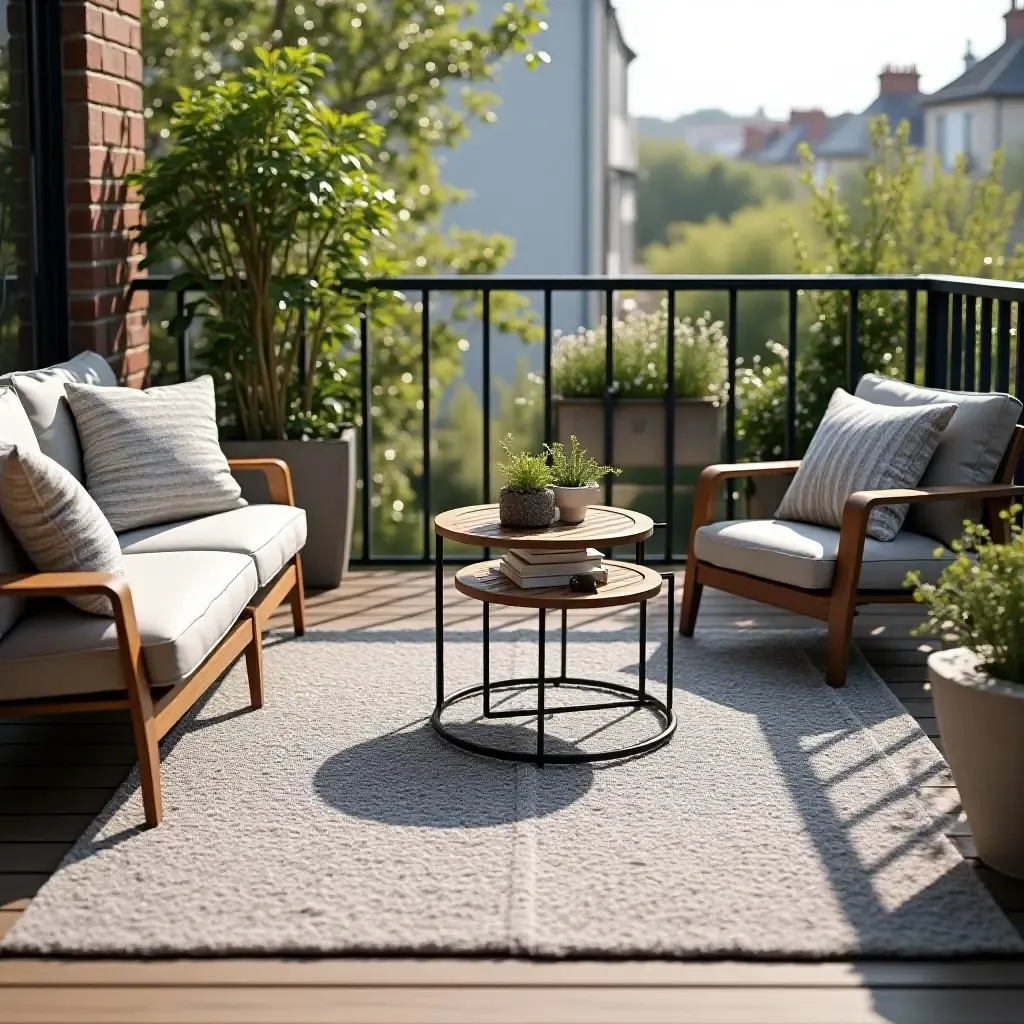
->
(245, 620, 265, 709)
(290, 553, 307, 637)
(825, 596, 856, 689)
(129, 711, 163, 827)
(679, 565, 703, 637)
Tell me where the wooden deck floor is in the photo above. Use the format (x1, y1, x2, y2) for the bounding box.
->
(1, 570, 1023, 1023)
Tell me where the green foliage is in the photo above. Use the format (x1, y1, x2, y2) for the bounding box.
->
(142, 0, 549, 553)
(130, 47, 396, 440)
(642, 200, 818, 363)
(906, 507, 1024, 685)
(497, 436, 552, 492)
(552, 301, 728, 401)
(737, 118, 1024, 461)
(545, 435, 619, 487)
(637, 139, 795, 250)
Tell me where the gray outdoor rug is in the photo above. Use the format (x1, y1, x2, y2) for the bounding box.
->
(4, 626, 1022, 959)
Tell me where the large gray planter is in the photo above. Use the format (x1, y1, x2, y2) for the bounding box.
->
(928, 648, 1024, 880)
(222, 430, 356, 589)
(745, 475, 793, 521)
(554, 397, 723, 469)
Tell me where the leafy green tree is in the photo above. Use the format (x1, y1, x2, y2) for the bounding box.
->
(737, 118, 1024, 461)
(636, 139, 794, 250)
(142, 0, 548, 553)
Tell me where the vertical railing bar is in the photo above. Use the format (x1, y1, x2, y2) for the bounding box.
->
(725, 289, 738, 521)
(980, 297, 994, 391)
(997, 298, 1012, 393)
(359, 301, 371, 562)
(904, 288, 917, 384)
(422, 290, 432, 562)
(949, 294, 964, 390)
(786, 289, 798, 459)
(543, 289, 553, 448)
(482, 289, 492, 561)
(176, 288, 189, 382)
(926, 291, 950, 388)
(846, 289, 860, 391)
(665, 290, 676, 564)
(603, 289, 614, 508)
(964, 295, 977, 391)
(1015, 302, 1023, 403)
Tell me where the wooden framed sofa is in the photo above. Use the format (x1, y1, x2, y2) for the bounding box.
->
(681, 375, 1024, 688)
(0, 352, 307, 827)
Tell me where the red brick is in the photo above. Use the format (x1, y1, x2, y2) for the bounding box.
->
(64, 71, 120, 105)
(66, 145, 142, 179)
(124, 50, 143, 84)
(62, 2, 105, 36)
(68, 262, 132, 290)
(87, 0, 120, 11)
(102, 11, 133, 46)
(117, 0, 142, 16)
(62, 36, 104, 72)
(118, 81, 143, 110)
(100, 43, 126, 78)
(120, 346, 150, 379)
(68, 203, 142, 234)
(71, 290, 126, 320)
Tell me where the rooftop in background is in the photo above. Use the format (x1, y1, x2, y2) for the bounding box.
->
(741, 109, 851, 165)
(925, 1, 1024, 105)
(817, 66, 925, 159)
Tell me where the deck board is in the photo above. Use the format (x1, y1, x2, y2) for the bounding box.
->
(1, 568, 1022, 1023)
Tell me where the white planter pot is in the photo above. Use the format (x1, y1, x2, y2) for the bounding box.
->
(553, 484, 599, 525)
(928, 648, 1024, 879)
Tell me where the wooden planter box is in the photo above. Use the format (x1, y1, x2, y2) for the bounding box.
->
(554, 397, 724, 469)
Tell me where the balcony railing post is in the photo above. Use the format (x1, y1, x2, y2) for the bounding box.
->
(786, 289, 798, 459)
(726, 289, 738, 521)
(422, 291, 432, 561)
(905, 288, 917, 384)
(176, 289, 189, 383)
(846, 289, 860, 391)
(925, 291, 949, 388)
(980, 298, 994, 390)
(603, 289, 614, 508)
(543, 289, 553, 447)
(950, 294, 964, 390)
(964, 297, 978, 391)
(665, 289, 676, 561)
(997, 299, 1012, 393)
(360, 302, 371, 563)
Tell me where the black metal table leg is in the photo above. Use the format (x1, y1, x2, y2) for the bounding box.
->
(663, 570, 675, 712)
(483, 601, 490, 716)
(639, 599, 647, 701)
(435, 533, 444, 710)
(559, 608, 567, 685)
(537, 607, 546, 759)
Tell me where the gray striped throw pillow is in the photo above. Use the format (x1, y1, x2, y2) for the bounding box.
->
(775, 388, 957, 542)
(0, 445, 123, 616)
(63, 376, 245, 533)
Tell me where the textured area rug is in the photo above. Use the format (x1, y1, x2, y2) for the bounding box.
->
(4, 626, 1022, 959)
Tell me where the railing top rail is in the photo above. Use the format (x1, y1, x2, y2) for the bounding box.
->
(132, 273, 1023, 295)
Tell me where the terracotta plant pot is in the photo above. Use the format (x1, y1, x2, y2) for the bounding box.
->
(498, 487, 555, 529)
(553, 483, 599, 525)
(928, 648, 1024, 879)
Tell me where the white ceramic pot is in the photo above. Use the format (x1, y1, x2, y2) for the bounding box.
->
(928, 648, 1024, 879)
(553, 483, 599, 525)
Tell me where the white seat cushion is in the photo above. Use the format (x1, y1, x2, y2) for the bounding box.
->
(0, 550, 258, 701)
(118, 505, 306, 587)
(695, 519, 956, 592)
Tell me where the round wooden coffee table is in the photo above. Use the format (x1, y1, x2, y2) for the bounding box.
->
(432, 504, 676, 765)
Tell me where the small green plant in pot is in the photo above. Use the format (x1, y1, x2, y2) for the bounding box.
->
(545, 435, 620, 524)
(496, 437, 555, 529)
(906, 506, 1024, 879)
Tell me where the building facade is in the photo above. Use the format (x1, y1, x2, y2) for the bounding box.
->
(440, 0, 637, 328)
(922, 3, 1024, 173)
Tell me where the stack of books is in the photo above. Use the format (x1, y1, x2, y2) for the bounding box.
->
(498, 547, 608, 589)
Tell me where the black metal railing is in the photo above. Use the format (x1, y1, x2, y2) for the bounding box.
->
(131, 273, 1024, 565)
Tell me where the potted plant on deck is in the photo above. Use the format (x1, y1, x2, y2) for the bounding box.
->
(906, 506, 1024, 879)
(496, 438, 555, 529)
(546, 435, 619, 524)
(130, 47, 396, 587)
(552, 301, 728, 470)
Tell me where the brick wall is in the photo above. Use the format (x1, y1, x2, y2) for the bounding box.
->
(61, 0, 148, 385)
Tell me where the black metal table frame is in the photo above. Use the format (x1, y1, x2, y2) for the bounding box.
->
(432, 530, 676, 765)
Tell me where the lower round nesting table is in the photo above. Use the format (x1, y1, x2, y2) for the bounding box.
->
(432, 504, 676, 765)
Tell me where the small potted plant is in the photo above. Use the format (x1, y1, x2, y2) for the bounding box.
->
(545, 435, 620, 525)
(906, 505, 1024, 879)
(496, 437, 555, 529)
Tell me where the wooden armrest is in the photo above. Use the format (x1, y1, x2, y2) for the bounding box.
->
(844, 483, 1024, 514)
(0, 571, 132, 602)
(689, 461, 802, 541)
(698, 461, 802, 483)
(227, 458, 296, 506)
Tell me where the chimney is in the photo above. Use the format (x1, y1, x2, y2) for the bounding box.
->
(879, 65, 921, 96)
(1007, 1, 1024, 41)
(964, 41, 978, 71)
(789, 108, 829, 145)
(743, 124, 772, 154)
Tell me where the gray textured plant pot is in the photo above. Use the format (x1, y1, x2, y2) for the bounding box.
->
(554, 397, 724, 469)
(553, 484, 599, 525)
(928, 648, 1024, 880)
(498, 487, 555, 529)
(746, 474, 793, 520)
(222, 430, 356, 589)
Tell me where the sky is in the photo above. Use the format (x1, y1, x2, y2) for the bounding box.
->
(613, 0, 1013, 121)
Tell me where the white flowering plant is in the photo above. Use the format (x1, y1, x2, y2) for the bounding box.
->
(552, 301, 728, 404)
